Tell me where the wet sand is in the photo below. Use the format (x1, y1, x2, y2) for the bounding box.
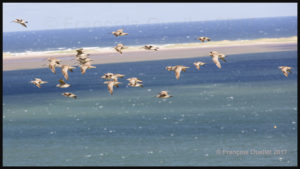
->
(3, 42, 297, 71)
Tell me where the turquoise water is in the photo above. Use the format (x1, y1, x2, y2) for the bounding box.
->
(3, 51, 297, 166)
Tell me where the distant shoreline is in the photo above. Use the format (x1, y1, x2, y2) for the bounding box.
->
(3, 36, 297, 71)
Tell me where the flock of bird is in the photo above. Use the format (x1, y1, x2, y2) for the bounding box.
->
(12, 19, 293, 99)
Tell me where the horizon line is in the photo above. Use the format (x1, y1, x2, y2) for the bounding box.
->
(4, 15, 296, 33)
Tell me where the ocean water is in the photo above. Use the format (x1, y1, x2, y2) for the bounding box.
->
(3, 16, 297, 53)
(3, 50, 297, 166)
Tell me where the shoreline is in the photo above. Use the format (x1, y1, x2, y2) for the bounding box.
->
(3, 37, 297, 71)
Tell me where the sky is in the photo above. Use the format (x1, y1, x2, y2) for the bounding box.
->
(3, 3, 297, 32)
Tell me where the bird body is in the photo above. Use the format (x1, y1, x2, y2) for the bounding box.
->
(156, 91, 172, 98)
(56, 79, 71, 88)
(62, 92, 77, 99)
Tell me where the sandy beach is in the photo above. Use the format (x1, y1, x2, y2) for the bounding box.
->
(3, 36, 297, 71)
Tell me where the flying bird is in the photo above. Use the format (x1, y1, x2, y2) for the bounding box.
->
(193, 61, 206, 70)
(278, 66, 292, 77)
(80, 63, 96, 75)
(61, 65, 76, 80)
(101, 73, 125, 82)
(12, 19, 28, 28)
(197, 37, 211, 42)
(77, 57, 93, 65)
(62, 92, 77, 99)
(48, 57, 61, 74)
(127, 77, 143, 87)
(56, 79, 71, 88)
(142, 45, 159, 51)
(114, 43, 127, 54)
(166, 65, 189, 80)
(104, 81, 121, 95)
(30, 78, 47, 88)
(112, 29, 128, 37)
(75, 48, 90, 58)
(209, 51, 222, 69)
(156, 91, 173, 98)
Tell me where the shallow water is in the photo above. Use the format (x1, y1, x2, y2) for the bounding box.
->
(3, 51, 297, 166)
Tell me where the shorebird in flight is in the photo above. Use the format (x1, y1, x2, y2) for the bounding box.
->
(197, 37, 211, 42)
(76, 57, 93, 65)
(62, 92, 77, 99)
(278, 66, 292, 77)
(12, 19, 28, 28)
(104, 81, 121, 95)
(80, 62, 96, 75)
(156, 91, 173, 98)
(114, 43, 127, 54)
(127, 77, 143, 87)
(142, 45, 159, 51)
(101, 73, 125, 82)
(61, 65, 76, 80)
(75, 48, 90, 58)
(166, 65, 190, 80)
(210, 51, 228, 62)
(193, 61, 206, 70)
(209, 51, 224, 69)
(112, 29, 128, 37)
(56, 79, 71, 88)
(48, 57, 61, 74)
(30, 78, 47, 88)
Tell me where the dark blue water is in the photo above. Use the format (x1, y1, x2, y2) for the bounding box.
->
(3, 51, 297, 166)
(3, 16, 297, 53)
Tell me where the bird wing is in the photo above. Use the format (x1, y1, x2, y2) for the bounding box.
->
(62, 67, 69, 80)
(194, 63, 200, 70)
(49, 63, 56, 74)
(212, 55, 221, 69)
(174, 67, 182, 80)
(116, 74, 125, 78)
(283, 70, 289, 77)
(35, 82, 41, 88)
(220, 57, 227, 62)
(59, 79, 66, 85)
(20, 23, 27, 28)
(80, 65, 87, 74)
(107, 82, 114, 95)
